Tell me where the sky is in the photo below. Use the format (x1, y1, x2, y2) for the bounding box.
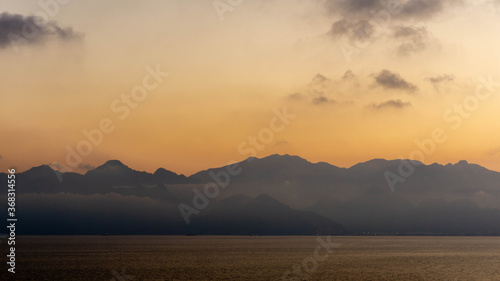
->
(1, 0, 500, 175)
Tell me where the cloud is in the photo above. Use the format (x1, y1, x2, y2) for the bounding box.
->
(328, 19, 374, 42)
(392, 25, 431, 56)
(312, 96, 336, 105)
(49, 162, 95, 173)
(325, 0, 386, 17)
(342, 70, 356, 80)
(287, 73, 339, 105)
(426, 74, 455, 84)
(369, 99, 412, 109)
(0, 13, 81, 49)
(0, 155, 2, 159)
(49, 162, 66, 171)
(287, 71, 362, 106)
(341, 69, 360, 87)
(309, 73, 331, 94)
(372, 69, 417, 92)
(311, 73, 330, 85)
(78, 163, 96, 172)
(324, 0, 461, 57)
(306, 73, 339, 105)
(398, 0, 462, 20)
(325, 0, 462, 20)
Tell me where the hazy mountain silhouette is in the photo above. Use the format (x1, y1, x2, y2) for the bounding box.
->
(2, 154, 500, 235)
(189, 194, 344, 235)
(7, 192, 343, 235)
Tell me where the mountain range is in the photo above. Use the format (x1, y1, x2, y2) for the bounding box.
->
(2, 154, 500, 235)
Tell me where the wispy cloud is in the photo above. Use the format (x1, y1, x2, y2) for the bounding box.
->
(78, 163, 95, 172)
(392, 25, 432, 56)
(426, 74, 455, 84)
(287, 72, 359, 106)
(369, 99, 412, 110)
(486, 146, 500, 156)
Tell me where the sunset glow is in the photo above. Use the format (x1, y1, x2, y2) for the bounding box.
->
(2, 0, 500, 175)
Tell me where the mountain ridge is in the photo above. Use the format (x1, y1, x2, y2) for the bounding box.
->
(6, 154, 493, 176)
(2, 154, 500, 235)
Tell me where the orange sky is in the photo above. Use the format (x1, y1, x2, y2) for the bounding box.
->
(2, 0, 500, 175)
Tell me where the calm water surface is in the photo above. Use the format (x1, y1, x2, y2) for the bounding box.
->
(2, 236, 500, 280)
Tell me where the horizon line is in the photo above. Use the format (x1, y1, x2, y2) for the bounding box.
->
(10, 153, 491, 176)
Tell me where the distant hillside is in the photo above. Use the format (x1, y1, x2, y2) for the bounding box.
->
(2, 154, 500, 235)
(189, 194, 344, 235)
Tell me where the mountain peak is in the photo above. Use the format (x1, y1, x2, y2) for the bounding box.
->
(154, 167, 169, 174)
(348, 158, 391, 171)
(456, 160, 469, 166)
(25, 164, 56, 175)
(262, 154, 308, 162)
(103, 160, 126, 167)
(154, 167, 180, 177)
(86, 160, 131, 175)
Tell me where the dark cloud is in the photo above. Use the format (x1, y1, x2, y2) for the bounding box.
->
(326, 0, 384, 17)
(392, 25, 430, 56)
(426, 74, 455, 84)
(324, 0, 461, 59)
(399, 0, 446, 19)
(312, 96, 336, 105)
(373, 69, 417, 92)
(0, 12, 81, 49)
(398, 0, 462, 20)
(0, 155, 2, 160)
(329, 19, 374, 42)
(369, 99, 412, 109)
(325, 0, 461, 20)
